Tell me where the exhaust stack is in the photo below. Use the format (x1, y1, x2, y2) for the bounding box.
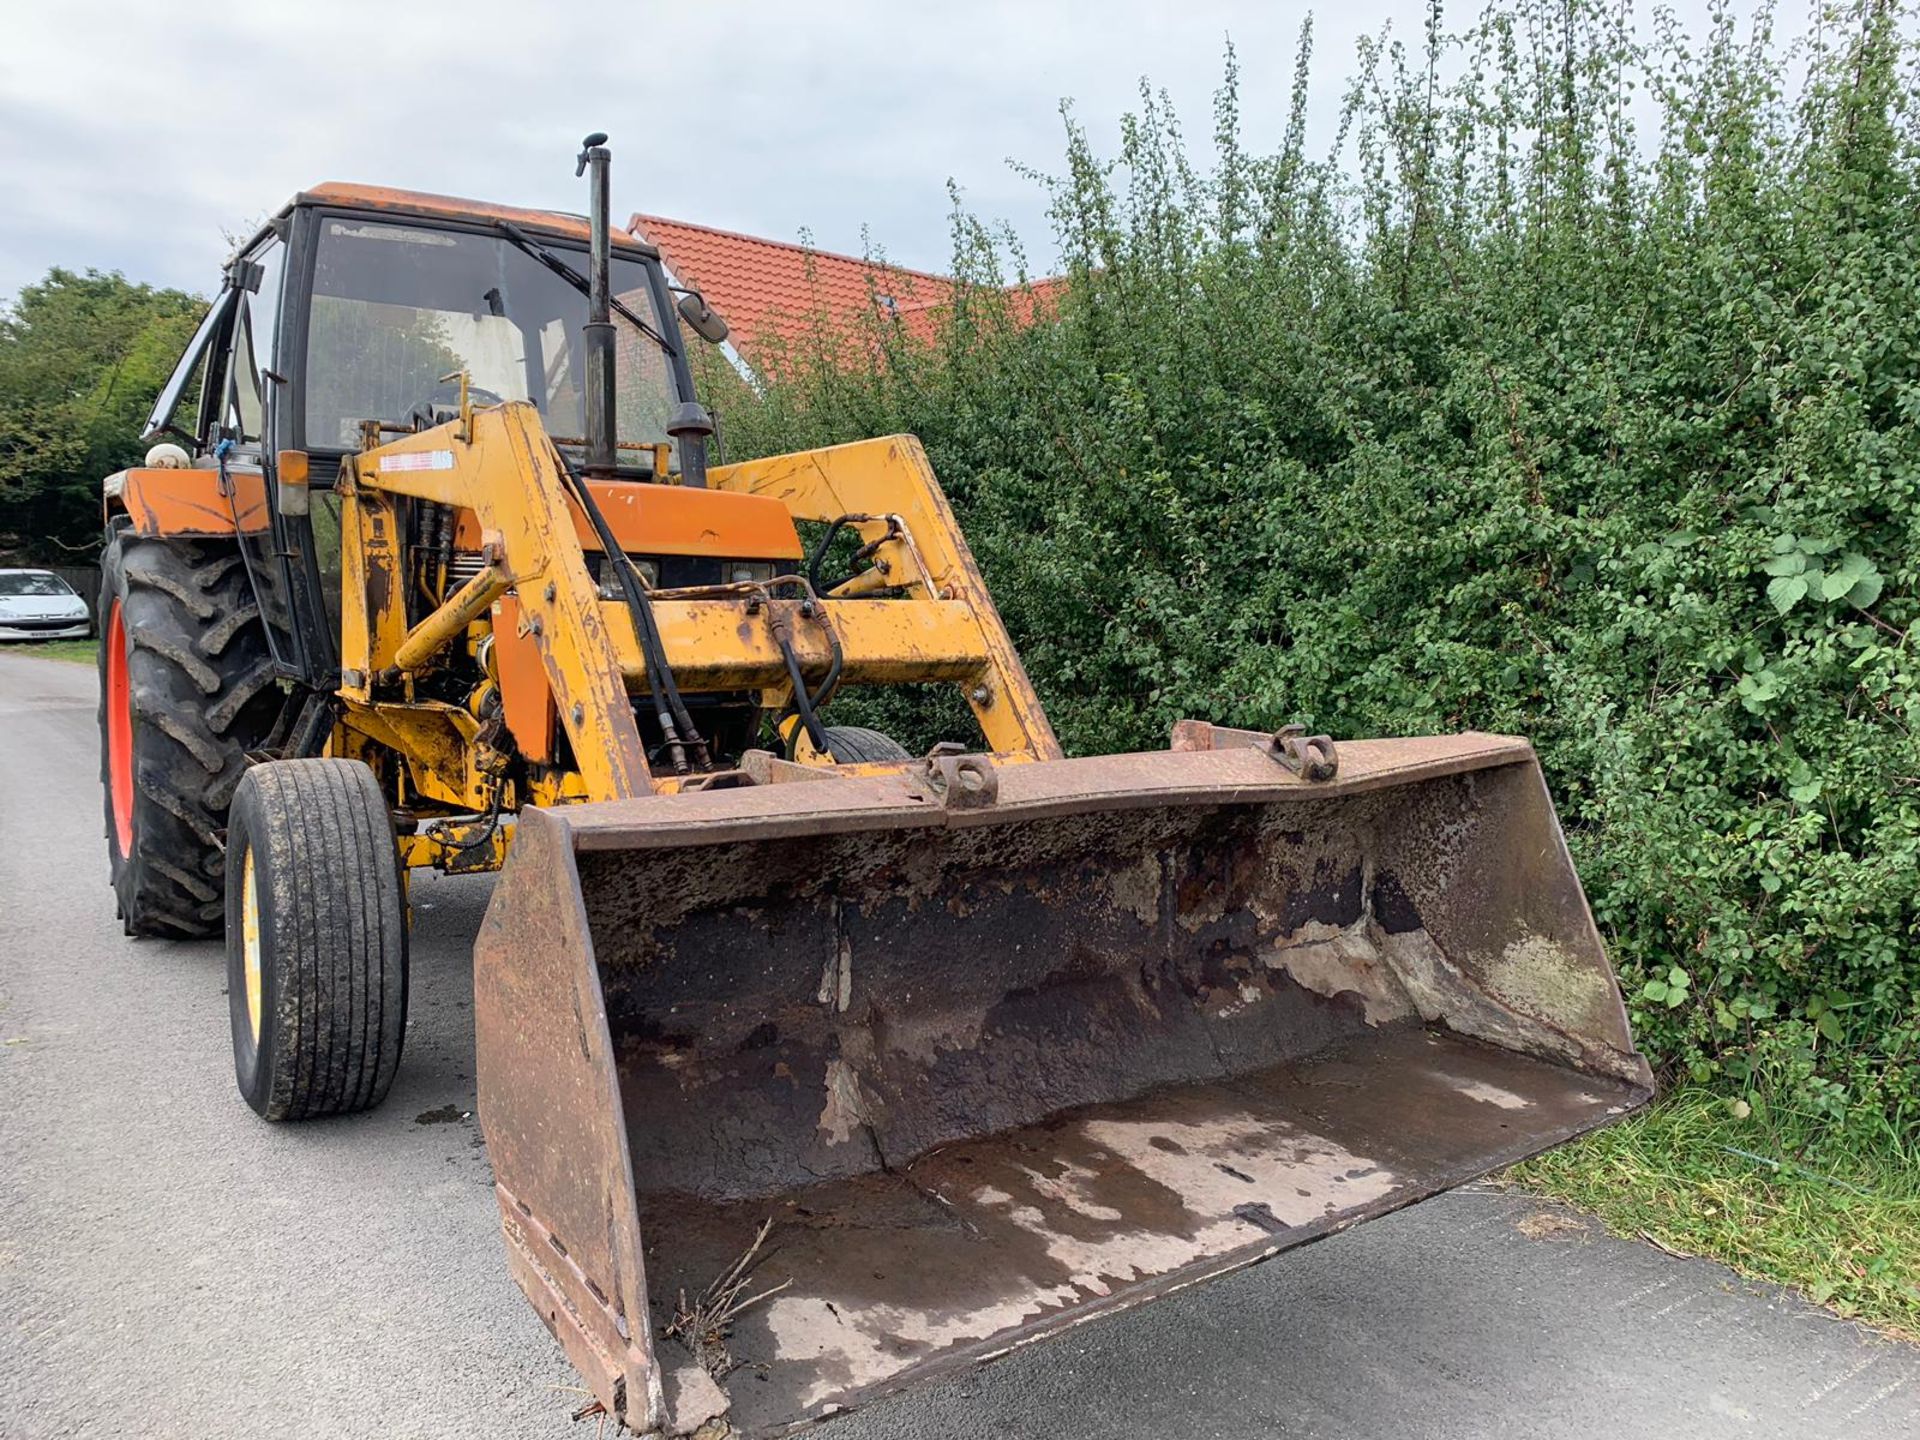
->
(576, 131, 617, 479)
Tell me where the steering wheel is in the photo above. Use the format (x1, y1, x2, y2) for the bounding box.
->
(405, 376, 508, 430)
(430, 376, 506, 408)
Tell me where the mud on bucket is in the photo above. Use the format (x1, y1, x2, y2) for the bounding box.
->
(474, 730, 1651, 1435)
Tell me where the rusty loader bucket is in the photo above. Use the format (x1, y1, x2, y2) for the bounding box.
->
(474, 729, 1652, 1435)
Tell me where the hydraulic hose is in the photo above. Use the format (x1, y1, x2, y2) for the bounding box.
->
(553, 450, 710, 771)
(806, 516, 859, 595)
(801, 600, 845, 713)
(768, 598, 844, 760)
(770, 607, 833, 758)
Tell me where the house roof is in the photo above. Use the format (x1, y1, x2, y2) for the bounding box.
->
(631, 214, 956, 360)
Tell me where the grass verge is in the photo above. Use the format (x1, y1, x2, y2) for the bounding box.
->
(11, 639, 97, 664)
(1514, 1089, 1920, 1342)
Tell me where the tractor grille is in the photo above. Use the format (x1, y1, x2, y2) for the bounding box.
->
(446, 553, 488, 590)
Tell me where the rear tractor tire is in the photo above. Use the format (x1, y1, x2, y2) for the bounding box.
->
(226, 759, 409, 1120)
(98, 530, 279, 938)
(820, 725, 912, 764)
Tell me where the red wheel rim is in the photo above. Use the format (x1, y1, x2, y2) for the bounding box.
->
(107, 600, 134, 858)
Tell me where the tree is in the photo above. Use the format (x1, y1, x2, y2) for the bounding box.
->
(0, 269, 206, 562)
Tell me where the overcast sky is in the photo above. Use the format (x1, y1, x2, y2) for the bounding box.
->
(2, 0, 1777, 304)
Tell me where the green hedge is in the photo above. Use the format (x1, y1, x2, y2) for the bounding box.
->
(712, 0, 1920, 1153)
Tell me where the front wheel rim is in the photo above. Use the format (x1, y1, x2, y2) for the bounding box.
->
(105, 601, 134, 858)
(241, 847, 263, 1044)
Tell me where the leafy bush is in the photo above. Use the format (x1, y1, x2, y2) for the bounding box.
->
(716, 0, 1920, 1154)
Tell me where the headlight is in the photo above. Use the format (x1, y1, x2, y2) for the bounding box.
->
(727, 561, 776, 585)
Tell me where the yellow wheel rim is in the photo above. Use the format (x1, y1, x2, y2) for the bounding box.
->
(242, 848, 263, 1044)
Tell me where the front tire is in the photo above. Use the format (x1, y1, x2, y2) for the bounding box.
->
(227, 759, 409, 1120)
(820, 725, 912, 763)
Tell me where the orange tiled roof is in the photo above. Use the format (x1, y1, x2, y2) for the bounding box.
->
(630, 214, 1068, 366)
(630, 214, 955, 359)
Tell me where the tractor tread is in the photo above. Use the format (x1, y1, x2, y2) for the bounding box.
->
(140, 704, 231, 773)
(206, 658, 279, 733)
(136, 630, 223, 694)
(135, 775, 224, 849)
(100, 533, 281, 939)
(124, 556, 219, 619)
(200, 603, 264, 656)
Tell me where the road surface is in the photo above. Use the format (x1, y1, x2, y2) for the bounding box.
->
(3, 649, 1916, 1439)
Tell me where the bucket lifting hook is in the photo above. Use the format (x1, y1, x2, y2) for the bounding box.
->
(916, 743, 999, 808)
(1270, 724, 1339, 782)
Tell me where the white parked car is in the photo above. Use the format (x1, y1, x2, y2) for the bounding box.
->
(0, 569, 93, 641)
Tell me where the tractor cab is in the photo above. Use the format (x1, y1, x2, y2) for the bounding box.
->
(139, 184, 729, 689)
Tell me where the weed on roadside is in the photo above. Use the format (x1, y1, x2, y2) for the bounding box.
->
(1516, 1091, 1920, 1342)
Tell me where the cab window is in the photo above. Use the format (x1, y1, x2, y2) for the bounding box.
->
(225, 239, 287, 448)
(142, 288, 235, 447)
(228, 310, 265, 443)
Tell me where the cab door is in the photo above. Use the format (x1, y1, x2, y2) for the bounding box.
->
(216, 230, 338, 686)
(216, 236, 303, 675)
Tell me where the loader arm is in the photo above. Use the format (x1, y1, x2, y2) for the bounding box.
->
(340, 403, 651, 801)
(711, 433, 1063, 761)
(337, 403, 1060, 810)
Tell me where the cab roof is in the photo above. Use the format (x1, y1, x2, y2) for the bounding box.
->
(294, 183, 658, 256)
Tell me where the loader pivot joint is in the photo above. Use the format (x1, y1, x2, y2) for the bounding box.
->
(1270, 724, 1339, 782)
(916, 747, 998, 809)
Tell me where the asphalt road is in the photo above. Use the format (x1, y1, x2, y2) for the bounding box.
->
(3, 648, 1917, 1440)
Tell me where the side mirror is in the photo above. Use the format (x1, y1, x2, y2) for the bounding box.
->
(676, 291, 729, 345)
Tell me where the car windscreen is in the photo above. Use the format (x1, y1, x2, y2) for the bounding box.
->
(0, 572, 75, 597)
(304, 218, 680, 456)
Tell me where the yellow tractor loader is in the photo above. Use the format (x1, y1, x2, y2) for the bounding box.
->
(99, 136, 1651, 1435)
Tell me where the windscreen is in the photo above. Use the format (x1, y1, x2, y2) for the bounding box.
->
(0, 572, 75, 597)
(305, 218, 680, 458)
